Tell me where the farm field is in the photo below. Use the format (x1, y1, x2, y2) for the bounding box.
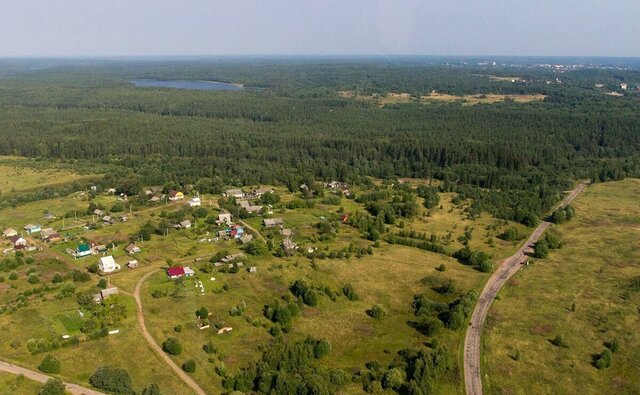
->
(338, 90, 546, 107)
(483, 179, 640, 395)
(0, 157, 101, 197)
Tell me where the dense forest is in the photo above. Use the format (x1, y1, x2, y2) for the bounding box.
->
(0, 58, 639, 224)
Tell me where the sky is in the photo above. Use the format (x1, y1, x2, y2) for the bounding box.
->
(1, 0, 639, 57)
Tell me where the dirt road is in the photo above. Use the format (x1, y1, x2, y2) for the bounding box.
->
(463, 182, 588, 395)
(0, 359, 106, 395)
(134, 269, 207, 395)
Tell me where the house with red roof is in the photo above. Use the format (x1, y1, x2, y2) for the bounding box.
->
(167, 266, 195, 279)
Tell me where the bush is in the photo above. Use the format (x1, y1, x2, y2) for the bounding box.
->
(203, 340, 216, 354)
(594, 349, 612, 369)
(38, 354, 60, 374)
(72, 270, 90, 282)
(436, 263, 446, 272)
(551, 335, 568, 348)
(366, 304, 386, 319)
(342, 283, 359, 301)
(39, 378, 65, 395)
(182, 359, 196, 373)
(8, 271, 18, 281)
(27, 274, 40, 284)
(533, 239, 549, 258)
(162, 337, 182, 355)
(608, 338, 620, 353)
(51, 273, 63, 284)
(414, 317, 443, 336)
(97, 278, 107, 289)
(382, 367, 406, 390)
(89, 365, 133, 394)
(313, 339, 331, 359)
(243, 240, 268, 256)
(196, 306, 209, 319)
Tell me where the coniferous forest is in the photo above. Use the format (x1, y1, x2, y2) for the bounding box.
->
(0, 57, 639, 224)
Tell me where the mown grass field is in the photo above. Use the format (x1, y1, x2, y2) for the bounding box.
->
(483, 179, 640, 395)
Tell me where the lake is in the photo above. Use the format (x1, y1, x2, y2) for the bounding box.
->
(130, 79, 243, 91)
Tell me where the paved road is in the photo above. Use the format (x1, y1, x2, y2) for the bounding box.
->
(463, 182, 589, 395)
(0, 359, 106, 395)
(134, 269, 206, 395)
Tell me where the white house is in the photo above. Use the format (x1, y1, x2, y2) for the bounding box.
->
(189, 196, 202, 207)
(224, 189, 244, 199)
(99, 256, 121, 273)
(2, 228, 17, 238)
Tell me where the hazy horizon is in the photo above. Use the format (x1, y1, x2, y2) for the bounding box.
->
(2, 0, 640, 58)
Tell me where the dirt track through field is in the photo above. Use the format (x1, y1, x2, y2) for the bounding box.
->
(134, 269, 206, 395)
(0, 359, 106, 395)
(463, 181, 589, 395)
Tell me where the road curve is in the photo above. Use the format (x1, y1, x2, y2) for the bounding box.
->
(0, 359, 106, 395)
(463, 182, 588, 395)
(134, 269, 207, 395)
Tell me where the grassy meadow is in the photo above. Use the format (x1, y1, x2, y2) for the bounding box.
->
(483, 179, 640, 395)
(0, 173, 532, 394)
(0, 372, 43, 394)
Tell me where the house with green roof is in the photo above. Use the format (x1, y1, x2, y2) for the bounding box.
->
(76, 243, 92, 258)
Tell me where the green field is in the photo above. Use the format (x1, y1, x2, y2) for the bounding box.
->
(483, 179, 640, 394)
(0, 157, 100, 198)
(4, 169, 632, 394)
(0, 372, 43, 394)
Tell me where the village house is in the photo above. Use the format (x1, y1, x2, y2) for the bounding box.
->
(238, 200, 263, 213)
(127, 259, 139, 269)
(340, 214, 349, 223)
(124, 243, 141, 254)
(621, 83, 628, 90)
(180, 220, 192, 229)
(166, 266, 195, 279)
(263, 218, 284, 227)
(230, 225, 244, 239)
(23, 224, 41, 234)
(282, 238, 298, 252)
(189, 196, 201, 207)
(99, 256, 121, 273)
(93, 287, 119, 303)
(2, 228, 17, 238)
(75, 243, 92, 258)
(239, 234, 254, 244)
(221, 253, 245, 263)
(102, 216, 114, 225)
(10, 236, 27, 249)
(218, 213, 232, 225)
(168, 190, 184, 201)
(280, 228, 292, 237)
(93, 209, 104, 216)
(149, 196, 161, 203)
(252, 187, 274, 198)
(40, 228, 60, 242)
(224, 188, 244, 199)
(248, 266, 257, 273)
